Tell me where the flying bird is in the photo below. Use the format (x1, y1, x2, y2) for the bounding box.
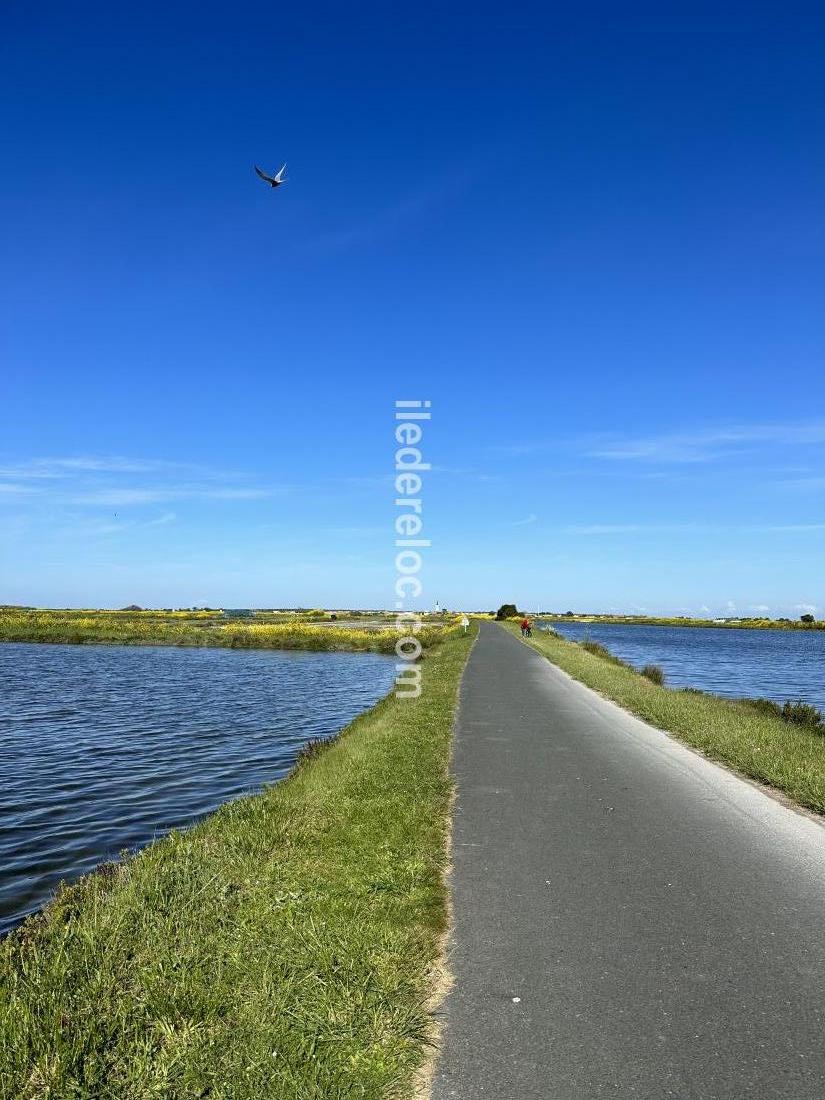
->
(254, 163, 287, 188)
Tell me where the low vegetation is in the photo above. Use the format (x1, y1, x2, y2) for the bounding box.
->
(743, 697, 825, 732)
(541, 612, 825, 631)
(0, 609, 456, 655)
(580, 639, 625, 664)
(509, 624, 825, 814)
(0, 625, 476, 1098)
(640, 663, 665, 685)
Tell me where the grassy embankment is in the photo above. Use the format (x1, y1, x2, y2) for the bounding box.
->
(539, 613, 824, 631)
(0, 609, 455, 654)
(0, 624, 476, 1099)
(506, 623, 825, 815)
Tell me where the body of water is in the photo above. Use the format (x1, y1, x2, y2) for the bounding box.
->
(0, 642, 396, 935)
(544, 621, 825, 710)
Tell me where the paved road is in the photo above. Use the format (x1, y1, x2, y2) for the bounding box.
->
(431, 623, 825, 1099)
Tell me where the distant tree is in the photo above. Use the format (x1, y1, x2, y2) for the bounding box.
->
(564, 610, 575, 617)
(800, 613, 815, 624)
(495, 603, 519, 620)
(121, 604, 143, 611)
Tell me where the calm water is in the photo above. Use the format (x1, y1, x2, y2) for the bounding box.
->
(0, 642, 396, 935)
(544, 621, 825, 710)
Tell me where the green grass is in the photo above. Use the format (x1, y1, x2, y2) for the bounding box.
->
(0, 626, 476, 1099)
(506, 623, 825, 815)
(0, 610, 455, 654)
(539, 612, 824, 631)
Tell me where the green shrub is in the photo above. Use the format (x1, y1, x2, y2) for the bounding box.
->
(578, 640, 631, 669)
(495, 603, 519, 621)
(781, 700, 824, 730)
(641, 664, 665, 685)
(580, 640, 610, 658)
(744, 697, 783, 719)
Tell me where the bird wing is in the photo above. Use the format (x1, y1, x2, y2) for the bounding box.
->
(274, 164, 286, 182)
(254, 165, 275, 184)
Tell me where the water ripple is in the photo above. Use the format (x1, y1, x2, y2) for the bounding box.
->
(0, 642, 396, 935)
(548, 622, 825, 710)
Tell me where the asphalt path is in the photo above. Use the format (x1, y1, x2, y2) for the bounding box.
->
(431, 622, 825, 1098)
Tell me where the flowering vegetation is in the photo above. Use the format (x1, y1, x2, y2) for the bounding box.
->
(0, 610, 456, 654)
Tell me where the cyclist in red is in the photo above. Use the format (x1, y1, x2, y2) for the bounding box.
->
(520, 617, 531, 637)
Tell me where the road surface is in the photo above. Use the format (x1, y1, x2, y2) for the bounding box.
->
(431, 622, 825, 1098)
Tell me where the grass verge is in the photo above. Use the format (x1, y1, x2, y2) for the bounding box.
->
(504, 623, 825, 815)
(0, 626, 476, 1099)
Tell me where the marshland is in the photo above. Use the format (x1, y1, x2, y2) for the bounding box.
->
(0, 607, 457, 653)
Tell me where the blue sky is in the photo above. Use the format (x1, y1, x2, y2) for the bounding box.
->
(2, 2, 824, 614)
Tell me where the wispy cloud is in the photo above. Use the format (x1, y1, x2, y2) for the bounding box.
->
(0, 483, 40, 495)
(585, 422, 825, 464)
(0, 455, 276, 508)
(66, 512, 177, 537)
(70, 486, 273, 505)
(776, 477, 825, 492)
(512, 513, 538, 527)
(756, 523, 825, 532)
(563, 523, 699, 535)
(564, 521, 825, 536)
(306, 168, 471, 256)
(0, 456, 210, 480)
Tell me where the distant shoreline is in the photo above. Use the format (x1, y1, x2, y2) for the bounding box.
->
(0, 609, 456, 654)
(538, 614, 823, 632)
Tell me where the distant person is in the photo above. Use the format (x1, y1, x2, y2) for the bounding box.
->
(460, 614, 469, 634)
(520, 616, 532, 637)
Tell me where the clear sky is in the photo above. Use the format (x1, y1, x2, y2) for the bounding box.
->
(2, 2, 824, 614)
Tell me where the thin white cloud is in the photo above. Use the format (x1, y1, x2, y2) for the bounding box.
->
(586, 422, 825, 463)
(777, 477, 825, 491)
(307, 167, 471, 256)
(565, 521, 825, 536)
(757, 523, 825, 532)
(564, 523, 699, 535)
(328, 525, 386, 538)
(512, 513, 538, 527)
(69, 512, 177, 537)
(70, 487, 272, 505)
(0, 483, 40, 495)
(0, 454, 277, 508)
(0, 456, 208, 480)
